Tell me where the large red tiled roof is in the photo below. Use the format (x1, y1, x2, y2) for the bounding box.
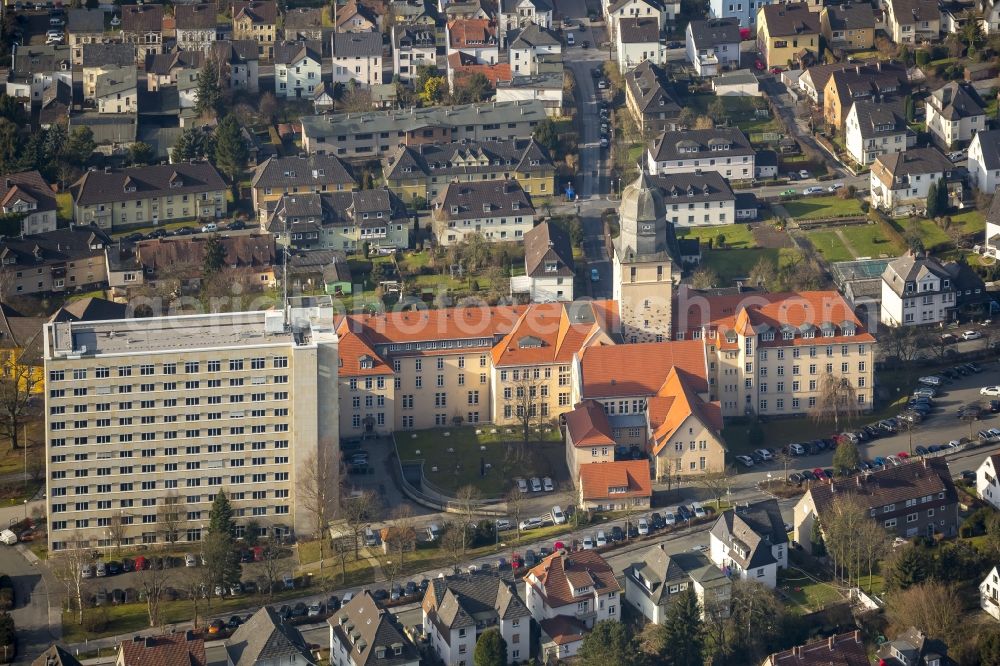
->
(526, 550, 620, 609)
(345, 306, 527, 346)
(491, 301, 617, 368)
(648, 368, 723, 455)
(578, 339, 707, 398)
(579, 460, 652, 501)
(336, 319, 394, 378)
(447, 19, 498, 48)
(565, 400, 614, 448)
(118, 633, 206, 666)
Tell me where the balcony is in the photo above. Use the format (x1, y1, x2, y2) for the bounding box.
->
(574, 607, 597, 621)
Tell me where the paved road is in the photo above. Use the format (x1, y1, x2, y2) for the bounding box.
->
(0, 543, 58, 664)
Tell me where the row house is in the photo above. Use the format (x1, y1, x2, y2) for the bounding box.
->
(233, 1, 278, 61)
(175, 3, 217, 52)
(81, 44, 135, 101)
(823, 62, 907, 131)
(430, 179, 535, 245)
(819, 3, 875, 51)
(331, 32, 384, 87)
(251, 154, 357, 215)
(885, 0, 940, 44)
(0, 224, 110, 296)
(392, 25, 438, 85)
(67, 8, 110, 66)
(147, 50, 203, 92)
(284, 7, 324, 41)
(647, 128, 755, 181)
(6, 44, 71, 109)
(121, 4, 164, 65)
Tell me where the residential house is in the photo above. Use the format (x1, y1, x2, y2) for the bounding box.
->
(651, 172, 736, 227)
(336, 1, 382, 33)
(686, 18, 740, 77)
(299, 100, 547, 160)
(616, 18, 664, 73)
(925, 81, 986, 149)
(708, 500, 788, 588)
(263, 190, 410, 252)
(606, 0, 669, 40)
(313, 82, 336, 112)
(755, 148, 778, 178)
(392, 25, 438, 85)
(823, 62, 907, 131)
(445, 0, 495, 20)
(116, 632, 206, 666)
(564, 400, 616, 483)
(797, 61, 853, 105)
(422, 571, 533, 665)
(712, 69, 759, 96)
(489, 300, 617, 426)
(382, 137, 555, 203)
(646, 366, 726, 479)
(880, 251, 960, 326)
(330, 591, 418, 666)
(227, 606, 316, 665)
(284, 8, 325, 41)
(146, 50, 203, 92)
(496, 73, 564, 115)
(875, 627, 952, 666)
(274, 40, 323, 99)
(71, 163, 227, 230)
(943, 257, 992, 320)
(95, 66, 137, 114)
(819, 3, 875, 51)
(647, 128, 755, 180)
(0, 303, 46, 391)
(669, 288, 876, 418)
(0, 225, 111, 296)
(117, 235, 277, 287)
(977, 453, 1000, 511)
(792, 457, 959, 553)
(232, 1, 278, 60)
(508, 24, 561, 75)
(983, 565, 1000, 621)
(762, 631, 868, 666)
(209, 40, 261, 92)
(331, 32, 384, 86)
(431, 179, 535, 245)
(870, 147, 956, 216)
(845, 100, 915, 166)
(67, 8, 109, 66)
(121, 4, 164, 64)
(982, 0, 1000, 34)
(81, 44, 136, 100)
(624, 544, 731, 623)
(446, 56, 512, 94)
(967, 128, 1000, 193)
(524, 550, 621, 662)
(48, 296, 128, 323)
(174, 4, 217, 52)
(520, 221, 575, 302)
(31, 645, 83, 666)
(0, 170, 58, 235)
(447, 19, 500, 64)
(624, 61, 682, 134)
(579, 459, 652, 511)
(499, 0, 554, 35)
(251, 154, 357, 214)
(279, 249, 354, 295)
(6, 44, 71, 108)
(708, 0, 767, 28)
(885, 0, 940, 44)
(756, 3, 820, 69)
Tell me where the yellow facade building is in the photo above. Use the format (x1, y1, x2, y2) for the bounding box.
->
(756, 3, 820, 69)
(232, 1, 278, 60)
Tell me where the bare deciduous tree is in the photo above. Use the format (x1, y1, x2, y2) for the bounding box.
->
(502, 374, 546, 451)
(0, 352, 40, 452)
(258, 544, 283, 602)
(698, 467, 736, 509)
(298, 446, 339, 567)
(384, 505, 418, 567)
(50, 539, 90, 624)
(157, 494, 185, 545)
(455, 485, 481, 556)
(107, 512, 128, 557)
(440, 522, 468, 574)
(341, 490, 382, 561)
(808, 373, 860, 433)
(505, 487, 527, 548)
(331, 536, 354, 585)
(886, 581, 964, 645)
(136, 556, 170, 627)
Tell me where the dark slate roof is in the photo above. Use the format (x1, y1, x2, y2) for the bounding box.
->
(0, 303, 45, 357)
(393, 24, 436, 49)
(252, 154, 356, 190)
(807, 457, 957, 520)
(0, 170, 57, 215)
(147, 49, 204, 75)
(329, 591, 419, 666)
(49, 297, 128, 323)
(650, 171, 735, 203)
(423, 571, 531, 636)
(651, 128, 754, 162)
(210, 39, 260, 63)
(823, 3, 875, 30)
(265, 190, 408, 233)
(943, 260, 989, 303)
(284, 249, 352, 282)
(95, 66, 137, 98)
(432, 180, 535, 222)
(11, 44, 70, 81)
(888, 0, 940, 23)
(618, 17, 661, 43)
(760, 2, 821, 36)
(226, 607, 314, 666)
(332, 31, 383, 58)
(71, 163, 226, 206)
(383, 138, 552, 181)
(973, 129, 1000, 170)
(66, 8, 105, 32)
(121, 4, 164, 33)
(284, 7, 323, 30)
(687, 17, 740, 46)
(872, 147, 952, 188)
(609, 0, 663, 14)
(233, 0, 279, 23)
(710, 499, 787, 570)
(624, 60, 682, 117)
(735, 192, 758, 210)
(850, 100, 907, 139)
(509, 23, 560, 49)
(882, 252, 951, 296)
(175, 3, 217, 29)
(876, 626, 951, 666)
(930, 81, 986, 121)
(626, 543, 727, 605)
(0, 224, 111, 268)
(32, 644, 84, 666)
(68, 112, 137, 146)
(756, 148, 778, 167)
(81, 43, 137, 69)
(274, 39, 323, 65)
(524, 221, 574, 278)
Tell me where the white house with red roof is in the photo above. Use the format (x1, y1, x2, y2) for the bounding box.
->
(524, 550, 622, 662)
(977, 454, 1000, 511)
(646, 367, 726, 480)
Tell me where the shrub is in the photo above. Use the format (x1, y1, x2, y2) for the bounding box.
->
(915, 50, 930, 67)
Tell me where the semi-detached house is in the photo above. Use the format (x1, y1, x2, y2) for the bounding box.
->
(331, 32, 384, 87)
(647, 128, 755, 180)
(625, 544, 731, 624)
(844, 100, 915, 167)
(870, 147, 956, 215)
(968, 129, 1000, 193)
(431, 179, 535, 245)
(174, 3, 217, 52)
(274, 40, 323, 99)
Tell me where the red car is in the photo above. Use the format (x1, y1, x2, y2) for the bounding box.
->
(813, 468, 826, 479)
(770, 67, 783, 75)
(740, 27, 752, 40)
(754, 59, 765, 71)
(511, 554, 524, 569)
(898, 452, 910, 459)
(133, 556, 148, 570)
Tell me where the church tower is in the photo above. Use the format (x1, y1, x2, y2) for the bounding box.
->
(612, 170, 677, 343)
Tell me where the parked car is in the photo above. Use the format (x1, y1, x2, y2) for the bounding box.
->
(754, 448, 773, 461)
(803, 186, 824, 195)
(915, 446, 929, 456)
(201, 223, 218, 233)
(637, 517, 649, 535)
(735, 455, 754, 468)
(595, 531, 607, 547)
(495, 519, 512, 531)
(788, 472, 804, 485)
(788, 443, 807, 456)
(798, 169, 810, 179)
(981, 386, 1000, 396)
(918, 376, 942, 386)
(582, 535, 595, 549)
(543, 477, 554, 492)
(515, 477, 528, 493)
(692, 502, 706, 519)
(551, 506, 566, 525)
(611, 526, 624, 541)
(519, 517, 543, 531)
(530, 477, 542, 492)
(827, 182, 844, 192)
(962, 330, 983, 341)
(676, 505, 692, 521)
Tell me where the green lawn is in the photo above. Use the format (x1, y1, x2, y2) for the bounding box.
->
(396, 426, 564, 497)
(684, 95, 781, 135)
(804, 230, 854, 262)
(676, 224, 755, 249)
(778, 569, 846, 614)
(56, 192, 73, 223)
(783, 196, 863, 220)
(838, 224, 906, 258)
(699, 247, 800, 284)
(949, 209, 986, 234)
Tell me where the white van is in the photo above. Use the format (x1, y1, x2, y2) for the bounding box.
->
(426, 523, 441, 542)
(0, 530, 16, 545)
(364, 527, 378, 546)
(566, 32, 575, 46)
(788, 443, 807, 456)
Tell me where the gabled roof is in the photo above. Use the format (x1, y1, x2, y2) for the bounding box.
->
(49, 297, 128, 323)
(0, 224, 111, 268)
(876, 626, 950, 666)
(650, 128, 753, 162)
(627, 544, 727, 604)
(887, 0, 939, 24)
(448, 18, 498, 48)
(872, 147, 952, 189)
(625, 60, 682, 118)
(252, 154, 356, 190)
(121, 4, 164, 33)
(81, 43, 137, 69)
(424, 572, 531, 636)
(490, 301, 616, 367)
(578, 339, 708, 398)
(117, 632, 206, 666)
(431, 179, 534, 222)
(579, 460, 652, 501)
(849, 100, 907, 139)
(651, 172, 735, 203)
(274, 39, 323, 65)
(501, 0, 553, 14)
(618, 17, 660, 43)
(336, 319, 394, 378)
(648, 367, 723, 454)
(32, 644, 83, 666)
(526, 550, 620, 609)
(147, 50, 204, 75)
(609, 0, 663, 14)
(210, 39, 260, 63)
(710, 499, 788, 570)
(67, 8, 105, 33)
(930, 81, 986, 121)
(329, 591, 417, 666)
(336, 0, 381, 28)
(565, 399, 615, 447)
(973, 128, 1000, 170)
(687, 17, 741, 46)
(332, 32, 383, 58)
(226, 606, 314, 666)
(71, 163, 226, 206)
(233, 0, 278, 24)
(135, 235, 276, 275)
(767, 630, 867, 666)
(822, 3, 875, 30)
(0, 303, 44, 358)
(524, 220, 574, 278)
(95, 66, 137, 99)
(175, 3, 217, 30)
(383, 138, 552, 181)
(760, 2, 820, 36)
(509, 23, 561, 49)
(882, 252, 951, 296)
(0, 170, 56, 215)
(284, 7, 324, 30)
